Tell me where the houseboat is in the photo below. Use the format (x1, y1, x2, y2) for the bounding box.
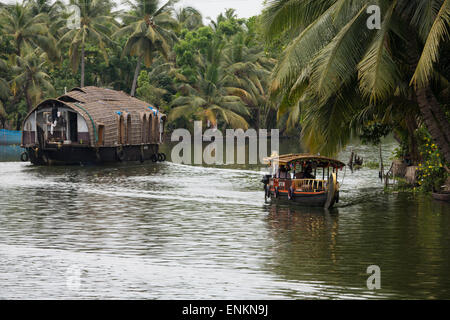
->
(262, 154, 346, 209)
(20, 86, 166, 165)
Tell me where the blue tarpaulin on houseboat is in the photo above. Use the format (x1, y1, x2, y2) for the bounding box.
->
(0, 145, 22, 161)
(0, 129, 21, 145)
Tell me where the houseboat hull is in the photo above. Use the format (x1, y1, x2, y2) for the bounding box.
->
(23, 144, 162, 165)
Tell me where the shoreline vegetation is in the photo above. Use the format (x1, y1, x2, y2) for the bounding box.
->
(0, 0, 449, 195)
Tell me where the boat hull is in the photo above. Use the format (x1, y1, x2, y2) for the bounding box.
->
(267, 190, 338, 208)
(432, 192, 450, 202)
(23, 144, 161, 165)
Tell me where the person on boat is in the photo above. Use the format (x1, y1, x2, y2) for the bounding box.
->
(276, 165, 290, 179)
(296, 165, 315, 179)
(304, 165, 315, 179)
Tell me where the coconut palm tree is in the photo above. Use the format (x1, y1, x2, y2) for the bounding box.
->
(169, 76, 250, 130)
(11, 47, 55, 111)
(222, 31, 277, 129)
(113, 0, 178, 96)
(136, 56, 187, 106)
(59, 0, 117, 87)
(0, 2, 59, 60)
(169, 37, 250, 129)
(26, 0, 68, 39)
(263, 0, 450, 161)
(174, 6, 203, 31)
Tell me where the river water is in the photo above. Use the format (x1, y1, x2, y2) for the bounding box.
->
(0, 138, 449, 299)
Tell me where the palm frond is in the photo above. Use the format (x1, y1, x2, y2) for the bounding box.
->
(410, 0, 450, 87)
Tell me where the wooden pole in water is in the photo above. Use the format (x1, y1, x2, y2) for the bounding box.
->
(379, 144, 384, 182)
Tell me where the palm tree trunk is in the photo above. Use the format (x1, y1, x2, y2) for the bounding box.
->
(81, 44, 85, 87)
(416, 85, 450, 163)
(256, 107, 260, 131)
(405, 113, 419, 163)
(130, 56, 142, 97)
(402, 27, 450, 164)
(24, 88, 33, 111)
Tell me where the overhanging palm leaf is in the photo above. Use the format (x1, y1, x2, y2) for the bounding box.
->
(411, 0, 450, 87)
(358, 0, 401, 103)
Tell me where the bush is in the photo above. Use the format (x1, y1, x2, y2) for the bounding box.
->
(416, 135, 448, 192)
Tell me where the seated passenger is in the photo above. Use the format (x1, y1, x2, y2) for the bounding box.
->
(303, 166, 315, 179)
(295, 171, 305, 179)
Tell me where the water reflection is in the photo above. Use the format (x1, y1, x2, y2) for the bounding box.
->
(0, 137, 449, 299)
(264, 195, 450, 299)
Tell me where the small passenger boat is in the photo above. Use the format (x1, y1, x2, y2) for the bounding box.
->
(262, 153, 346, 209)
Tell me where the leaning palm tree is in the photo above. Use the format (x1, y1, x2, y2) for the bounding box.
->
(263, 0, 450, 161)
(11, 47, 55, 111)
(0, 2, 59, 60)
(59, 0, 117, 87)
(114, 0, 178, 96)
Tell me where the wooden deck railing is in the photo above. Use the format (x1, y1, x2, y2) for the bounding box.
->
(272, 178, 328, 192)
(292, 179, 327, 192)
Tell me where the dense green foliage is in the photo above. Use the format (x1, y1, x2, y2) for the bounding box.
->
(417, 129, 447, 191)
(262, 0, 450, 166)
(0, 0, 279, 132)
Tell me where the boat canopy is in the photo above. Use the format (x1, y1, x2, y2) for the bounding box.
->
(263, 153, 345, 169)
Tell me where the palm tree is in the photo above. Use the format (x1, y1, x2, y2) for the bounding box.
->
(169, 76, 250, 130)
(114, 0, 178, 96)
(222, 31, 277, 129)
(11, 47, 55, 111)
(174, 6, 203, 31)
(59, 0, 117, 87)
(169, 37, 250, 129)
(263, 0, 450, 161)
(136, 56, 186, 106)
(26, 0, 68, 39)
(0, 2, 59, 60)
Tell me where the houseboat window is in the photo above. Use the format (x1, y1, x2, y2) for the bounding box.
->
(141, 114, 148, 143)
(23, 119, 34, 145)
(159, 117, 164, 143)
(148, 115, 153, 143)
(153, 116, 158, 143)
(77, 113, 89, 144)
(126, 114, 132, 144)
(118, 115, 125, 145)
(97, 124, 104, 146)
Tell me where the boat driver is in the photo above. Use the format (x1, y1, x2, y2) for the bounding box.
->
(276, 165, 290, 179)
